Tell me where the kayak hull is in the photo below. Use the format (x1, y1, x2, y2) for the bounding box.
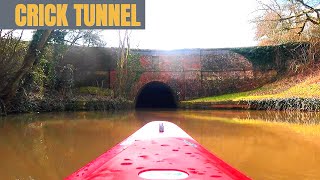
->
(65, 121, 251, 180)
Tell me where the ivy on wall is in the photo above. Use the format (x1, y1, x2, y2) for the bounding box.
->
(232, 43, 310, 72)
(232, 46, 276, 71)
(122, 52, 144, 97)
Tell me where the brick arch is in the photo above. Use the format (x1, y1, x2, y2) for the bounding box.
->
(134, 81, 179, 108)
(131, 71, 185, 101)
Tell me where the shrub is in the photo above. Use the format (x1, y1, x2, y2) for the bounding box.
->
(78, 86, 114, 97)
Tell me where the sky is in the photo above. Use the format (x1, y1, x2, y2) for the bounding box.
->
(21, 0, 260, 50)
(102, 0, 260, 50)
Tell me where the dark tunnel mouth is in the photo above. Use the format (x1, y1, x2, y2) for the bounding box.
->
(135, 82, 178, 109)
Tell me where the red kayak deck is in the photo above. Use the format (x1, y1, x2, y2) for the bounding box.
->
(65, 121, 251, 180)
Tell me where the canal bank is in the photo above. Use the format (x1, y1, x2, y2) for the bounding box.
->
(180, 98, 320, 111)
(0, 94, 133, 115)
(181, 69, 320, 111)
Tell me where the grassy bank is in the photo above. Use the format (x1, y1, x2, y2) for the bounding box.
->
(182, 68, 320, 111)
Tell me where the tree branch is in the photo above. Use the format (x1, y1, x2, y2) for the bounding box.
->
(296, 0, 320, 20)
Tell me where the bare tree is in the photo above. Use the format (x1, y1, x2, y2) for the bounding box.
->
(62, 30, 106, 48)
(255, 0, 319, 34)
(1, 30, 53, 105)
(115, 30, 131, 97)
(254, 0, 320, 45)
(253, 0, 320, 69)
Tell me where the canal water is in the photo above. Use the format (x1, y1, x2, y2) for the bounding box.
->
(0, 110, 319, 180)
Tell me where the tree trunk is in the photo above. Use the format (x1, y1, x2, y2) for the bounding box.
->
(1, 30, 53, 105)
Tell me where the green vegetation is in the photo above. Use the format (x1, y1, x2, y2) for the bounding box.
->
(78, 87, 114, 97)
(124, 52, 144, 95)
(0, 30, 132, 115)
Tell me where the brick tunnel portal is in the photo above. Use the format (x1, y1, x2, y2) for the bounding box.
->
(135, 82, 177, 109)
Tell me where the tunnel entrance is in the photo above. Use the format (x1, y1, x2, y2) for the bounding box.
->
(135, 82, 177, 109)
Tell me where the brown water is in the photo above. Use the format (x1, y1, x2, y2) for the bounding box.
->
(0, 110, 320, 180)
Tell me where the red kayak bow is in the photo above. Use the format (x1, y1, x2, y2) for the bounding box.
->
(65, 121, 251, 180)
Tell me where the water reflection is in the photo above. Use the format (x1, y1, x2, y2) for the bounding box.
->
(0, 110, 319, 180)
(227, 110, 320, 124)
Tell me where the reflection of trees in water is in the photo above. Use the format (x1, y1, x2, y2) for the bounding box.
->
(161, 110, 320, 125)
(134, 110, 174, 124)
(25, 122, 60, 180)
(0, 118, 5, 128)
(28, 122, 47, 165)
(22, 112, 143, 179)
(241, 111, 320, 124)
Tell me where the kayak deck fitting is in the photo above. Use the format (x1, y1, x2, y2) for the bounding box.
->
(65, 121, 251, 180)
